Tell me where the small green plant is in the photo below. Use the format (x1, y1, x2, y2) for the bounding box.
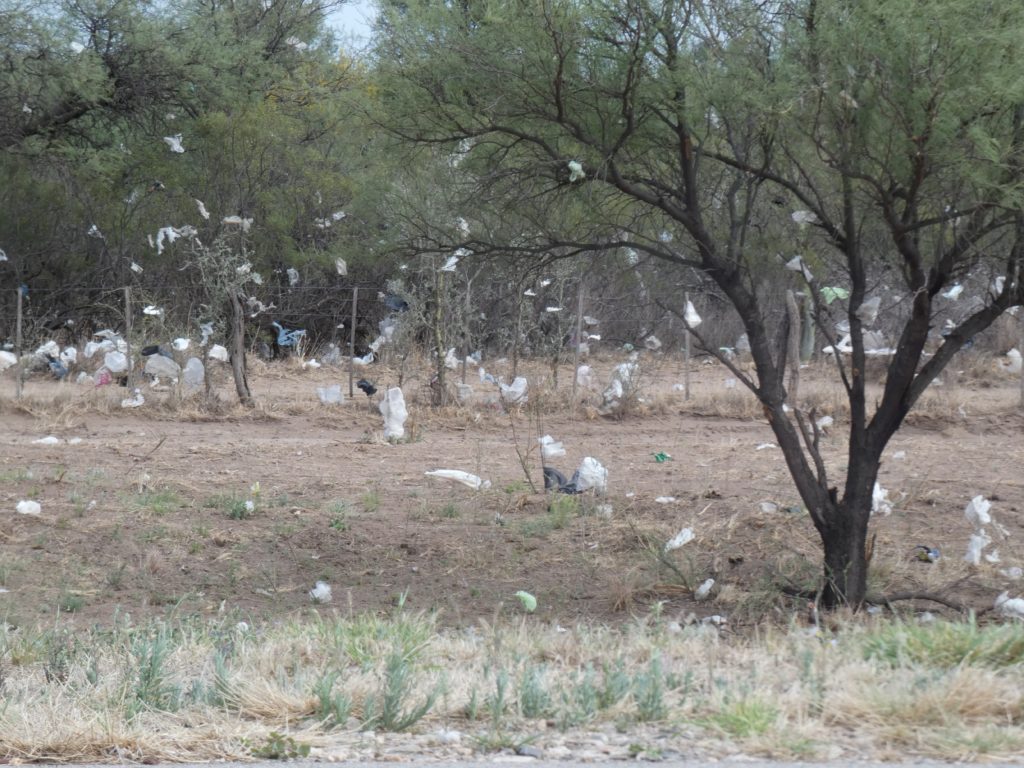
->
(863, 619, 1024, 669)
(438, 502, 460, 519)
(313, 670, 352, 728)
(708, 698, 778, 737)
(135, 488, 184, 516)
(227, 498, 255, 520)
(518, 665, 553, 718)
(105, 563, 127, 589)
(57, 591, 84, 613)
(632, 655, 666, 722)
(361, 489, 381, 514)
(362, 650, 440, 732)
(126, 628, 182, 718)
(245, 732, 311, 760)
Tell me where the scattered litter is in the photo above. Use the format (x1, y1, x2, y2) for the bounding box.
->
(16, 500, 41, 516)
(208, 344, 229, 362)
(855, 296, 881, 326)
(287, 267, 300, 286)
(913, 545, 940, 563)
(436, 728, 462, 745)
(145, 355, 180, 378)
(196, 199, 210, 219)
(575, 365, 592, 388)
(872, 482, 893, 516)
(104, 350, 128, 373)
(172, 337, 190, 352)
(303, 358, 321, 369)
(244, 500, 255, 514)
(985, 549, 1001, 564)
(317, 384, 344, 405)
(892, 450, 906, 460)
(425, 470, 491, 490)
(964, 529, 992, 566)
(143, 305, 164, 317)
(821, 285, 849, 304)
(791, 210, 819, 226)
(573, 457, 607, 495)
(199, 322, 214, 345)
(583, 315, 599, 326)
(441, 255, 459, 272)
(654, 496, 676, 504)
(183, 358, 204, 392)
(515, 590, 538, 612)
(163, 134, 185, 153)
(524, 288, 536, 296)
(672, 383, 685, 391)
(665, 527, 694, 552)
(538, 435, 566, 460)
(942, 283, 963, 300)
(1000, 567, 1023, 580)
(121, 389, 145, 408)
(644, 335, 662, 351)
(998, 349, 1022, 374)
(352, 351, 374, 366)
(701, 614, 727, 626)
(33, 436, 61, 445)
(724, 378, 737, 389)
(815, 415, 834, 431)
(499, 376, 529, 406)
(759, 502, 778, 513)
(309, 581, 332, 603)
(567, 160, 585, 182)
(994, 591, 1024, 620)
(684, 300, 702, 327)
(380, 387, 408, 440)
(444, 347, 459, 370)
(335, 257, 347, 276)
(755, 442, 777, 451)
(785, 255, 813, 281)
(0, 350, 17, 371)
(695, 578, 715, 599)
(652, 452, 672, 463)
(964, 496, 992, 527)
(545, 306, 562, 313)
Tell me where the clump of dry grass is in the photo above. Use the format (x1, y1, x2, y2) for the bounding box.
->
(4, 604, 1023, 763)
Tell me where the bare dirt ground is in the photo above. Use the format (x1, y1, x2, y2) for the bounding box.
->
(1, 352, 1022, 631)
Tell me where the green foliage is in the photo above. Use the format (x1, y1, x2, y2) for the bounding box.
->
(313, 670, 352, 728)
(863, 620, 1024, 669)
(245, 732, 311, 760)
(361, 650, 440, 732)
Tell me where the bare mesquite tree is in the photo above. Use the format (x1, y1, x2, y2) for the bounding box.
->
(375, 0, 1024, 606)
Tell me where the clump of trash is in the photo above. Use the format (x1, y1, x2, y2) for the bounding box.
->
(379, 387, 408, 440)
(309, 581, 332, 603)
(317, 384, 344, 405)
(425, 469, 491, 490)
(600, 359, 639, 414)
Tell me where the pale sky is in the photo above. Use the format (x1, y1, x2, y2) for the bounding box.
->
(327, 0, 378, 49)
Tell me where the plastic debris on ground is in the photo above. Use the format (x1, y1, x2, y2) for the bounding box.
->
(994, 591, 1024, 620)
(379, 387, 408, 440)
(33, 435, 61, 445)
(543, 466, 577, 494)
(855, 296, 881, 325)
(684, 300, 702, 327)
(425, 469, 491, 490)
(183, 358, 204, 393)
(573, 457, 607, 495)
(576, 365, 592, 388)
(317, 384, 344, 405)
(756, 442, 777, 451)
(444, 347, 459, 370)
(815, 415, 834, 431)
(652, 452, 672, 463)
(515, 590, 538, 612)
(499, 376, 529, 406)
(455, 383, 473, 403)
(145, 355, 180, 379)
(998, 349, 1022, 374)
(16, 500, 41, 515)
(654, 496, 676, 504)
(665, 527, 694, 552)
(538, 435, 566, 460)
(695, 578, 715, 600)
(600, 360, 639, 413)
(121, 389, 145, 408)
(759, 502, 779, 513)
(964, 495, 992, 527)
(1000, 567, 1023, 580)
(302, 358, 321, 369)
(172, 337, 190, 352)
(871, 482, 893, 516)
(309, 581, 332, 603)
(913, 545, 940, 563)
(208, 344, 229, 362)
(644, 335, 662, 351)
(964, 529, 992, 566)
(104, 350, 128, 373)
(0, 350, 17, 371)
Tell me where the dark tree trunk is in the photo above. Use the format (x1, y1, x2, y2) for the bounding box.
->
(819, 499, 870, 607)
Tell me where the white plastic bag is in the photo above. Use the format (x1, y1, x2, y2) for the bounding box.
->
(871, 482, 892, 516)
(144, 355, 180, 378)
(538, 435, 566, 460)
(425, 469, 491, 490)
(575, 365, 592, 388)
(499, 376, 529, 405)
(183, 357, 204, 393)
(317, 384, 344, 405)
(104, 350, 128, 373)
(16, 500, 41, 515)
(964, 529, 992, 565)
(964, 495, 992, 527)
(573, 456, 608, 495)
(208, 344, 229, 362)
(684, 300, 702, 328)
(380, 387, 408, 440)
(665, 527, 694, 551)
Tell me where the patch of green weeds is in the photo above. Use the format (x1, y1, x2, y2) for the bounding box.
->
(245, 732, 311, 760)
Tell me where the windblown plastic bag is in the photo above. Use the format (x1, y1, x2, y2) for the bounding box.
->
(380, 387, 408, 440)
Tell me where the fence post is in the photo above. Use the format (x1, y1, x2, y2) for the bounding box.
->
(124, 285, 134, 389)
(15, 288, 23, 399)
(683, 292, 691, 401)
(349, 286, 358, 399)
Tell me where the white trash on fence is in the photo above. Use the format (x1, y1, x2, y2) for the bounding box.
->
(317, 384, 344, 405)
(425, 469, 491, 490)
(380, 387, 408, 440)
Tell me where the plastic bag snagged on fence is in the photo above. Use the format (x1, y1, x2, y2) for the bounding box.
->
(317, 384, 344, 405)
(499, 376, 528, 406)
(144, 354, 180, 379)
(183, 358, 204, 393)
(379, 387, 408, 440)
